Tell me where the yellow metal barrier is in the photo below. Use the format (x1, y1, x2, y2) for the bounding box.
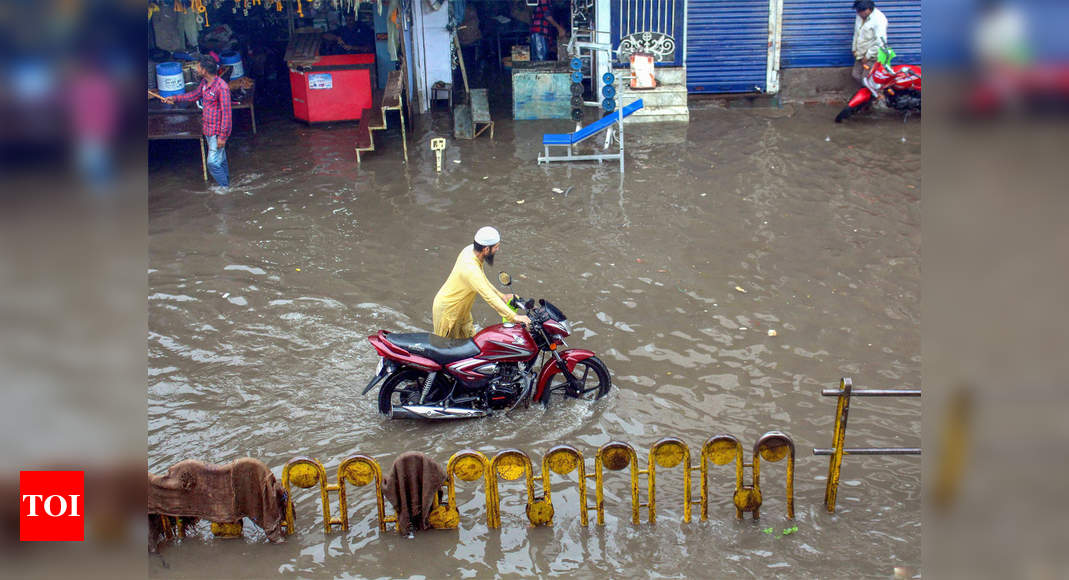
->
(337, 455, 392, 532)
(700, 434, 744, 520)
(431, 450, 493, 529)
(752, 431, 795, 520)
(277, 433, 794, 535)
(281, 457, 336, 534)
(489, 449, 538, 528)
(282, 456, 399, 535)
(539, 445, 588, 526)
(594, 442, 640, 525)
(645, 437, 692, 524)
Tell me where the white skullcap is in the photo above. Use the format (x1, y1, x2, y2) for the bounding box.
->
(474, 226, 500, 246)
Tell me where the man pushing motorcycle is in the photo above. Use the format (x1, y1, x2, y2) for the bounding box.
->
(432, 227, 532, 339)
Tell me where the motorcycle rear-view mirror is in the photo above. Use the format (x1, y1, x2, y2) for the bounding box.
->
(498, 271, 512, 286)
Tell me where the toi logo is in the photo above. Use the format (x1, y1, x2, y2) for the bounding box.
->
(19, 471, 85, 541)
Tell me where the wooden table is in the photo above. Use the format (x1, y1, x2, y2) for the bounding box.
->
(148, 92, 256, 181)
(148, 106, 207, 181)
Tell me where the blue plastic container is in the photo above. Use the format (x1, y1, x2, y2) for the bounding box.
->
(155, 62, 185, 96)
(220, 50, 244, 79)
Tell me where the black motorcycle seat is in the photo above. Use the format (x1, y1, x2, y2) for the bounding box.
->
(385, 332, 480, 364)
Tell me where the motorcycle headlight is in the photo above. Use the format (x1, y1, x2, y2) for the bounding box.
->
(560, 320, 572, 334)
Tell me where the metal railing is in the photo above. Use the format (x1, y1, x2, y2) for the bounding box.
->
(814, 378, 921, 512)
(280, 433, 795, 535)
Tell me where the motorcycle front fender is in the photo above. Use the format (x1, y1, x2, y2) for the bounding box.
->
(534, 349, 597, 402)
(847, 88, 873, 108)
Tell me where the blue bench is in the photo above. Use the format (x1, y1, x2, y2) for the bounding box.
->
(538, 99, 644, 172)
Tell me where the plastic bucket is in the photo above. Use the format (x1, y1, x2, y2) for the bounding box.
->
(220, 50, 244, 79)
(156, 61, 185, 96)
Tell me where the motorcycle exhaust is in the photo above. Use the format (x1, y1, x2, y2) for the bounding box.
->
(391, 405, 488, 420)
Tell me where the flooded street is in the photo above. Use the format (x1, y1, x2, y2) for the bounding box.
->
(148, 100, 920, 577)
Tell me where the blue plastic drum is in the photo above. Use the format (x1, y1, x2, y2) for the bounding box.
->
(155, 62, 185, 96)
(220, 50, 244, 79)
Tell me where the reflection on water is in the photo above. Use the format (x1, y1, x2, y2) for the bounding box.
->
(149, 103, 920, 577)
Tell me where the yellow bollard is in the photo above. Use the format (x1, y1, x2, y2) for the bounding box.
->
(701, 435, 744, 520)
(647, 437, 692, 524)
(210, 520, 243, 538)
(430, 138, 446, 173)
(594, 442, 640, 525)
(281, 457, 333, 534)
(436, 450, 492, 529)
(337, 455, 391, 532)
(753, 432, 796, 520)
(489, 449, 537, 528)
(539, 445, 587, 526)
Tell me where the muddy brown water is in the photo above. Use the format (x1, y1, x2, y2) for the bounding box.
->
(148, 100, 920, 578)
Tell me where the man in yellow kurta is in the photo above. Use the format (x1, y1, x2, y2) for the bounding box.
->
(432, 227, 532, 338)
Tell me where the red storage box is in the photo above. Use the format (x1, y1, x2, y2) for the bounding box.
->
(289, 54, 375, 123)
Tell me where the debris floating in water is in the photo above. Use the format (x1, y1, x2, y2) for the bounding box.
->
(296, 268, 301, 272)
(453, 159, 461, 164)
(551, 187, 564, 194)
(825, 136, 831, 142)
(735, 286, 747, 293)
(516, 199, 525, 204)
(768, 329, 777, 337)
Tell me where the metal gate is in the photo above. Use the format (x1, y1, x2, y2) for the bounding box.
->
(611, 0, 687, 66)
(780, 0, 921, 68)
(686, 0, 771, 93)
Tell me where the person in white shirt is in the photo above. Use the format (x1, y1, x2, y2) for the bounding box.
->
(851, 0, 889, 84)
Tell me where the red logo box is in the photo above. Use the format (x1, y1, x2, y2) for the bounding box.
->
(20, 471, 84, 541)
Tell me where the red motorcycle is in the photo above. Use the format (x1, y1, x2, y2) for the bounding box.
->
(836, 48, 922, 123)
(362, 272, 612, 419)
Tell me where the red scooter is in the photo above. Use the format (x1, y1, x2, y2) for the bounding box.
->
(362, 272, 612, 419)
(836, 46, 922, 123)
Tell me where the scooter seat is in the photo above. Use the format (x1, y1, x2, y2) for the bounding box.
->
(385, 332, 480, 364)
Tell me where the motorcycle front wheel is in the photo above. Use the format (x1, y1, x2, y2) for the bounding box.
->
(543, 356, 612, 404)
(378, 369, 427, 415)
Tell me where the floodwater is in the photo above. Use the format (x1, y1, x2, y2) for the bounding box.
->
(148, 98, 920, 578)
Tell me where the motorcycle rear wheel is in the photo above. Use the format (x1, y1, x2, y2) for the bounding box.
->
(543, 356, 612, 404)
(378, 369, 427, 415)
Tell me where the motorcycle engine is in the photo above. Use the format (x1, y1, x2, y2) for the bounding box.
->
(487, 363, 526, 405)
(889, 89, 922, 112)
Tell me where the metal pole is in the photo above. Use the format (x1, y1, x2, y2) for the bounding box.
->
(821, 389, 921, 397)
(287, 0, 295, 38)
(814, 448, 921, 456)
(824, 377, 851, 512)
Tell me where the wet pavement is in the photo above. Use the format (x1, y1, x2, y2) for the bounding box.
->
(148, 98, 920, 577)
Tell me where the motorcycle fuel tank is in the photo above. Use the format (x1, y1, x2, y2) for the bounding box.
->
(445, 323, 538, 382)
(472, 323, 538, 362)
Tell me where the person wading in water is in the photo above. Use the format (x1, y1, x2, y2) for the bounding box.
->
(432, 227, 531, 339)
